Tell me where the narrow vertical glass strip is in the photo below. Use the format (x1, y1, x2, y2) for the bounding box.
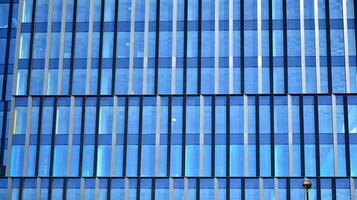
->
(300, 0, 306, 93)
(214, 0, 219, 93)
(171, 0, 178, 94)
(57, 0, 68, 95)
(85, 0, 95, 95)
(128, 0, 137, 94)
(142, 0, 150, 94)
(342, 0, 350, 93)
(332, 94, 339, 176)
(314, 0, 321, 93)
(43, 0, 54, 95)
(257, 0, 262, 94)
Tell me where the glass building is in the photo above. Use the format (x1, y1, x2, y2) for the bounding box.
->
(0, 0, 356, 199)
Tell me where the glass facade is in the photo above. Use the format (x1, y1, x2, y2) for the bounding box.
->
(0, 0, 356, 199)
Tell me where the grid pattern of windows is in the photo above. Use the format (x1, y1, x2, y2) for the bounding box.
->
(1, 0, 357, 199)
(0, 0, 18, 176)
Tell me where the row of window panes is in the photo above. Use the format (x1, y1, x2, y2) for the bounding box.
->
(18, 27, 357, 59)
(2, 178, 355, 200)
(14, 64, 357, 95)
(12, 95, 357, 135)
(10, 95, 357, 177)
(20, 0, 356, 24)
(8, 140, 357, 177)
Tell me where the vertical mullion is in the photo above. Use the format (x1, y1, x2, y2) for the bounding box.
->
(26, 0, 38, 96)
(78, 97, 86, 176)
(57, 0, 68, 95)
(85, 0, 95, 95)
(299, 96, 305, 176)
(48, 97, 58, 199)
(183, 0, 188, 94)
(257, 0, 262, 94)
(325, 0, 332, 93)
(137, 97, 144, 177)
(286, 178, 290, 200)
(19, 178, 24, 200)
(67, 96, 75, 176)
(42, 0, 54, 95)
(69, 0, 78, 95)
(128, 0, 136, 94)
(269, 0, 273, 94)
(255, 95, 260, 176)
(110, 96, 118, 176)
(63, 178, 67, 200)
(34, 97, 43, 177)
(270, 95, 275, 176)
(342, 0, 350, 93)
(167, 97, 172, 176)
(314, 0, 321, 93)
(300, 0, 306, 93)
(226, 96, 230, 177)
(240, 0, 244, 93)
(282, 0, 288, 94)
(122, 97, 129, 177)
(93, 95, 100, 177)
(22, 97, 33, 176)
(314, 95, 320, 177)
(343, 95, 351, 175)
(182, 96, 187, 176)
(154, 0, 161, 94)
(314, 95, 321, 200)
(214, 0, 219, 94)
(111, 0, 119, 95)
(332, 178, 337, 200)
(1, 0, 14, 100)
(198, 0, 202, 94)
(211, 95, 216, 176)
(97, 0, 105, 95)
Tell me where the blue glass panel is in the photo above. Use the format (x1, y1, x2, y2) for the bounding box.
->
(141, 145, 155, 176)
(186, 145, 199, 176)
(53, 145, 68, 176)
(10, 145, 24, 176)
(126, 145, 138, 176)
(97, 145, 111, 176)
(38, 145, 51, 176)
(82, 145, 94, 176)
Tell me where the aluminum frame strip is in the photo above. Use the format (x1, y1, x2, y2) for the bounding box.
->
(214, 0, 219, 93)
(42, 0, 54, 95)
(257, 0, 262, 94)
(128, 0, 137, 94)
(342, 0, 350, 93)
(85, 0, 95, 95)
(300, 0, 306, 93)
(314, 0, 321, 93)
(171, 0, 178, 94)
(143, 0, 150, 94)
